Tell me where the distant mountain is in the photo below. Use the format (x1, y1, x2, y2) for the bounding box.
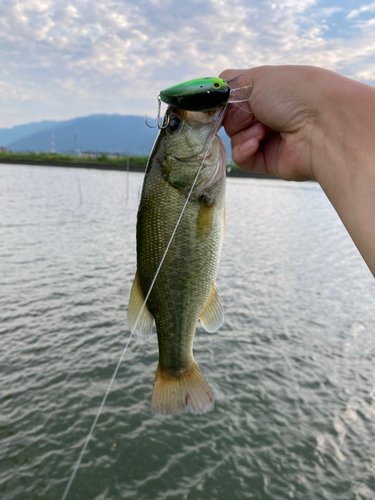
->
(0, 120, 59, 146)
(2, 113, 232, 159)
(5, 114, 158, 155)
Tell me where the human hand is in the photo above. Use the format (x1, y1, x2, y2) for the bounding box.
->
(220, 66, 338, 181)
(220, 65, 375, 276)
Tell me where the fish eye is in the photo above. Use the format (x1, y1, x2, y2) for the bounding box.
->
(168, 115, 181, 133)
(213, 81, 221, 89)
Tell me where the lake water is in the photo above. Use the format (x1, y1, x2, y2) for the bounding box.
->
(1, 163, 375, 500)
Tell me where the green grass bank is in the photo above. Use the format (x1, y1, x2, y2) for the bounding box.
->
(0, 152, 276, 178)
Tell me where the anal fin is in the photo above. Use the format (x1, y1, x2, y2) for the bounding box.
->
(199, 284, 224, 333)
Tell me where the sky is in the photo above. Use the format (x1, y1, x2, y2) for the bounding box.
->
(1, 0, 375, 128)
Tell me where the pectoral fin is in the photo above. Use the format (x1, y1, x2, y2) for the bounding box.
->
(199, 284, 224, 333)
(127, 270, 154, 339)
(197, 202, 214, 240)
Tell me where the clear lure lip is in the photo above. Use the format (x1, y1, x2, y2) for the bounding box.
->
(225, 73, 253, 105)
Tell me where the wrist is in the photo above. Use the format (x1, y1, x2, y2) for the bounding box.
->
(312, 72, 375, 183)
(311, 71, 375, 275)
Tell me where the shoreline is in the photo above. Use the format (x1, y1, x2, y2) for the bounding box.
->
(0, 158, 277, 179)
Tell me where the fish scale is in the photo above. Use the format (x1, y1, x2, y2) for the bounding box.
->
(128, 106, 226, 414)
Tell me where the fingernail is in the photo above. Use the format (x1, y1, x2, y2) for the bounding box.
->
(240, 138, 257, 155)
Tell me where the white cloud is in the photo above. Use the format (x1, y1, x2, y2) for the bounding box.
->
(356, 66, 375, 81)
(353, 17, 375, 31)
(0, 0, 374, 127)
(347, 1, 375, 19)
(320, 7, 342, 17)
(0, 80, 37, 101)
(65, 5, 80, 19)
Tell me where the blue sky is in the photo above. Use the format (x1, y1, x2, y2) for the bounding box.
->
(1, 0, 375, 128)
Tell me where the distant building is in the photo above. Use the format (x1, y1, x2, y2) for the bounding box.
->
(0, 146, 9, 153)
(79, 151, 124, 159)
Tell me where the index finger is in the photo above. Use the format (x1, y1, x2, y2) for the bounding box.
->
(219, 69, 255, 137)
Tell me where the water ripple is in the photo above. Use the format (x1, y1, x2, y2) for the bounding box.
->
(1, 165, 375, 500)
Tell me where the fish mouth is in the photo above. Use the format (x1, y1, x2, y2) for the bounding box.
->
(170, 107, 224, 136)
(166, 105, 223, 168)
(172, 107, 220, 123)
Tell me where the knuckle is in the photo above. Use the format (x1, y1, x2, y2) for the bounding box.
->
(218, 69, 237, 80)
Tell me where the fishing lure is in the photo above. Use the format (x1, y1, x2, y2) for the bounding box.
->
(160, 77, 230, 112)
(146, 74, 252, 129)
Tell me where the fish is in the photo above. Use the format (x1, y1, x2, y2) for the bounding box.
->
(127, 105, 227, 415)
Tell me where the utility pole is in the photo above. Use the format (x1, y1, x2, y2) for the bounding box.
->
(126, 157, 129, 202)
(51, 131, 56, 153)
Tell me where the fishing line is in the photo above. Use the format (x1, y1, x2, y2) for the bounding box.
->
(230, 84, 252, 94)
(60, 103, 228, 500)
(230, 101, 253, 114)
(60, 330, 133, 500)
(131, 104, 228, 335)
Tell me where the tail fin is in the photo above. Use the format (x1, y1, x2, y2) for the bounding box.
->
(151, 361, 214, 415)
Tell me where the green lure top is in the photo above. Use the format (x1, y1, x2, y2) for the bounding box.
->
(159, 77, 230, 112)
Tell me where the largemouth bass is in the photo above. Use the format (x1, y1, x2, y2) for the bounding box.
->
(127, 106, 227, 414)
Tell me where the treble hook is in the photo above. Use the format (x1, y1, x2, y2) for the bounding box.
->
(145, 96, 170, 129)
